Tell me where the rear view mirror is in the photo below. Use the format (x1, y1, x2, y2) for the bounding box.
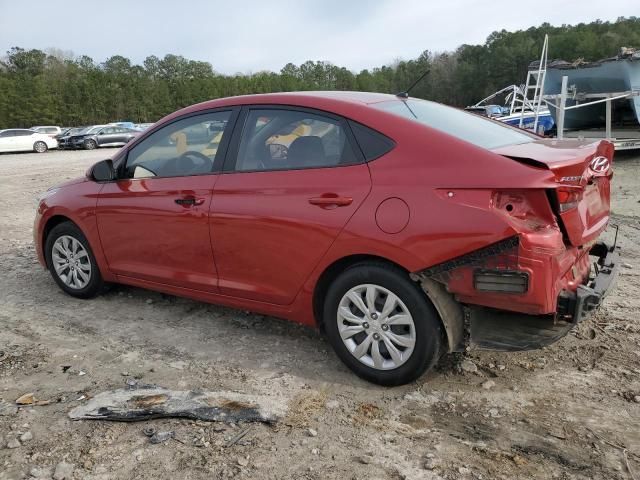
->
(89, 159, 115, 182)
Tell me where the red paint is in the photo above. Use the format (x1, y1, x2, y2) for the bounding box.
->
(34, 92, 614, 328)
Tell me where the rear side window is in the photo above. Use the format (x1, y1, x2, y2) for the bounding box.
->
(348, 121, 395, 161)
(15, 130, 34, 136)
(233, 109, 359, 172)
(373, 99, 536, 150)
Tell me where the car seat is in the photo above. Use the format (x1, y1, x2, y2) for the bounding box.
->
(287, 136, 326, 168)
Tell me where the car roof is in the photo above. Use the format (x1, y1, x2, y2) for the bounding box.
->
(194, 91, 396, 108)
(159, 91, 403, 127)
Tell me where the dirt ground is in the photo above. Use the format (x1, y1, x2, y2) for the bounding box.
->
(0, 148, 639, 480)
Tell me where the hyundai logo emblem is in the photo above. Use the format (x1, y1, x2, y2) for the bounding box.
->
(589, 156, 610, 174)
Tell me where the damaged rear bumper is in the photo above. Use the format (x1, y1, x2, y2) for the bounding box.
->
(557, 242, 619, 323)
(468, 241, 620, 351)
(414, 240, 620, 352)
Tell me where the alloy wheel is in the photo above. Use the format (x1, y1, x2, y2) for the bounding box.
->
(51, 235, 92, 289)
(34, 141, 47, 153)
(336, 283, 416, 370)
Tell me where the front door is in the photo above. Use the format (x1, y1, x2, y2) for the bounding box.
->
(0, 130, 16, 151)
(211, 107, 371, 305)
(96, 110, 235, 292)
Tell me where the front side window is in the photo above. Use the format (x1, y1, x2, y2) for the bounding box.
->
(124, 111, 232, 179)
(373, 99, 536, 150)
(15, 130, 34, 136)
(234, 109, 358, 172)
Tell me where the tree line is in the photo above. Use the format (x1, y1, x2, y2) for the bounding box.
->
(0, 16, 638, 129)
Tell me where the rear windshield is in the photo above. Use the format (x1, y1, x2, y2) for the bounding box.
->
(372, 99, 536, 150)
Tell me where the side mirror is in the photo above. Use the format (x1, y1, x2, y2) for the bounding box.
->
(89, 159, 115, 182)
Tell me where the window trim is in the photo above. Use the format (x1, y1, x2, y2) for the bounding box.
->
(222, 105, 365, 174)
(115, 107, 240, 181)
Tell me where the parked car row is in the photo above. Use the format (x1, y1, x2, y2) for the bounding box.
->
(57, 125, 140, 150)
(0, 121, 154, 154)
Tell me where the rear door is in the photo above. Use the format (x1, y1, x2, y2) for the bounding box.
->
(14, 130, 36, 151)
(210, 107, 371, 305)
(96, 127, 119, 146)
(96, 109, 237, 292)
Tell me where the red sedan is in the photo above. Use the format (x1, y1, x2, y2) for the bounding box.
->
(34, 92, 619, 385)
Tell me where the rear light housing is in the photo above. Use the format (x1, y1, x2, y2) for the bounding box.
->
(556, 187, 583, 213)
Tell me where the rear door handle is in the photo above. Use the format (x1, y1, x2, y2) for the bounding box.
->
(175, 197, 205, 206)
(308, 196, 353, 207)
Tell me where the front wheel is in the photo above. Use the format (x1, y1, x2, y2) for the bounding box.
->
(84, 139, 97, 150)
(33, 141, 48, 153)
(44, 222, 104, 299)
(323, 262, 442, 386)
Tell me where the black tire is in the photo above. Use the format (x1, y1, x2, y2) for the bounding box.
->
(33, 141, 48, 153)
(323, 262, 442, 386)
(84, 139, 97, 150)
(44, 221, 104, 299)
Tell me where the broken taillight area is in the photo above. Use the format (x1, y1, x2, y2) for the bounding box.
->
(491, 190, 559, 232)
(555, 187, 583, 213)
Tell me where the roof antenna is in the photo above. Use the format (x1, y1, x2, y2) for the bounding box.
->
(396, 69, 430, 99)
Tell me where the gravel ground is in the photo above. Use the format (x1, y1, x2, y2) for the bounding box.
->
(0, 148, 639, 480)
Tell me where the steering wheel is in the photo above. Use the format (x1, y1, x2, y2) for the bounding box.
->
(179, 151, 211, 174)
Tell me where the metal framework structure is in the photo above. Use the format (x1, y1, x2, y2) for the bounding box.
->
(520, 34, 548, 132)
(542, 84, 640, 150)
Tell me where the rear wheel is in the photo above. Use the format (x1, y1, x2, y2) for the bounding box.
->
(44, 222, 103, 299)
(33, 141, 48, 153)
(323, 262, 442, 386)
(84, 139, 97, 150)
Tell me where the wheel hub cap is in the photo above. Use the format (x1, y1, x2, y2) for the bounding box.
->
(51, 235, 91, 290)
(337, 284, 416, 371)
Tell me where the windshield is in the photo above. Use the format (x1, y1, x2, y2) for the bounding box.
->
(373, 99, 536, 150)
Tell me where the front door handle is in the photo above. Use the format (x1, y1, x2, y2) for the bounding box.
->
(175, 197, 205, 206)
(308, 195, 353, 207)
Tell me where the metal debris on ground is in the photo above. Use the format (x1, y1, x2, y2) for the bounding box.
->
(149, 431, 175, 444)
(225, 426, 252, 448)
(68, 386, 286, 424)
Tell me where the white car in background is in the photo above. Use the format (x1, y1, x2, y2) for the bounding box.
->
(31, 126, 62, 138)
(0, 129, 58, 153)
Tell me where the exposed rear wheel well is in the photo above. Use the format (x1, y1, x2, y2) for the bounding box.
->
(313, 255, 426, 327)
(313, 255, 456, 352)
(314, 255, 398, 330)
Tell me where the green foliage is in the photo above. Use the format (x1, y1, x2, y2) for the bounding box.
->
(0, 17, 638, 128)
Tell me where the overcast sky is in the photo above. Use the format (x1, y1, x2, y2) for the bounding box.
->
(0, 0, 637, 74)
